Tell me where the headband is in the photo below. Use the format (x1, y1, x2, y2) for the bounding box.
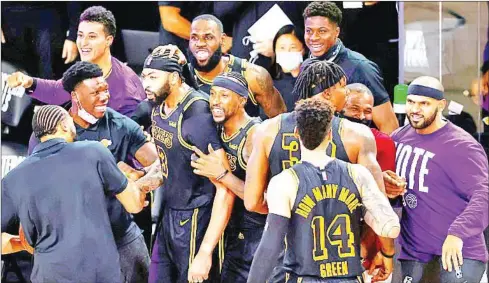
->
(144, 56, 182, 74)
(212, 76, 249, 98)
(407, 84, 444, 100)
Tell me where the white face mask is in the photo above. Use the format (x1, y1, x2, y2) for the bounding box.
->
(75, 93, 99, 124)
(276, 51, 303, 73)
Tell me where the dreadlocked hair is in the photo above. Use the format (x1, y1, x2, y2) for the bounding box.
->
(292, 59, 346, 100)
(216, 72, 249, 89)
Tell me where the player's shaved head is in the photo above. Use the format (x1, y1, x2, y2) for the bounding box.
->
(410, 76, 444, 92)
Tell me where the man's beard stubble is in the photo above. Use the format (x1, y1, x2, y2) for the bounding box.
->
(407, 110, 438, 130)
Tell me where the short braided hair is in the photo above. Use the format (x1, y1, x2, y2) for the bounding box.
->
(32, 105, 70, 139)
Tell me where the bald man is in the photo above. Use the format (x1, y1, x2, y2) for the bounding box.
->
(341, 83, 396, 173)
(384, 76, 489, 283)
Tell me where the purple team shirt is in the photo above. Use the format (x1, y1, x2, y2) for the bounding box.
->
(392, 121, 488, 263)
(28, 57, 145, 116)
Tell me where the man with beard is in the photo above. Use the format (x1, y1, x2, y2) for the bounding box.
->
(302, 2, 398, 134)
(383, 76, 488, 283)
(190, 72, 265, 283)
(142, 47, 235, 283)
(28, 62, 161, 283)
(162, 14, 286, 118)
(7, 6, 145, 116)
(244, 59, 395, 282)
(341, 83, 396, 173)
(1, 105, 147, 283)
(341, 83, 397, 282)
(247, 98, 400, 283)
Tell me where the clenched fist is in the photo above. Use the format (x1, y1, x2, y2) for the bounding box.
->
(7, 72, 34, 89)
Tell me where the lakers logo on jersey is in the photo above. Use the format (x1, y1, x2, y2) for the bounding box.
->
(281, 133, 300, 170)
(226, 152, 237, 172)
(156, 145, 169, 180)
(152, 125, 173, 149)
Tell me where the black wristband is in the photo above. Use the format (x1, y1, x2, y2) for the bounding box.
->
(380, 249, 395, 258)
(26, 79, 37, 93)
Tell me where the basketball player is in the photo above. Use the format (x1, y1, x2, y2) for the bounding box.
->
(190, 72, 265, 282)
(142, 47, 235, 283)
(384, 76, 489, 283)
(247, 99, 400, 283)
(1, 105, 148, 283)
(158, 14, 287, 118)
(244, 59, 395, 282)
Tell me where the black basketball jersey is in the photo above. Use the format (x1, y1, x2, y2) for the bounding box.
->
(268, 112, 350, 177)
(151, 89, 214, 209)
(284, 160, 363, 279)
(220, 118, 266, 228)
(193, 54, 260, 117)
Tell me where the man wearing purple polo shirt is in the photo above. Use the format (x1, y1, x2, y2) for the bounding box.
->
(384, 76, 489, 283)
(6, 6, 145, 116)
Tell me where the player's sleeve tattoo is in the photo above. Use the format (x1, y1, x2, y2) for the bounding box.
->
(246, 64, 286, 118)
(351, 164, 400, 238)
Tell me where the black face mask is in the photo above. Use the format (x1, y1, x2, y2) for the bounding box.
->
(337, 111, 372, 127)
(188, 46, 223, 73)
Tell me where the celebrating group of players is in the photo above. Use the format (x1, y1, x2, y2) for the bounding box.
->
(2, 2, 488, 283)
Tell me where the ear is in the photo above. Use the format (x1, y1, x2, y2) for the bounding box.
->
(321, 90, 332, 101)
(219, 33, 227, 49)
(71, 91, 80, 104)
(106, 35, 114, 47)
(59, 117, 70, 133)
(335, 26, 340, 38)
(240, 96, 247, 107)
(438, 99, 447, 112)
(170, 72, 180, 86)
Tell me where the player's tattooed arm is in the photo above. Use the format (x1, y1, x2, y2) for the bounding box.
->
(134, 143, 163, 192)
(245, 63, 286, 118)
(352, 123, 386, 194)
(351, 164, 400, 239)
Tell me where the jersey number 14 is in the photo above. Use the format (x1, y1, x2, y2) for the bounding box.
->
(311, 214, 355, 260)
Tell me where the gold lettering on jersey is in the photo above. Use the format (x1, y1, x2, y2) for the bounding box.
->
(228, 143, 238, 150)
(169, 121, 177, 128)
(296, 186, 362, 219)
(320, 261, 348, 278)
(337, 187, 362, 213)
(295, 194, 316, 219)
(226, 152, 237, 172)
(281, 133, 300, 170)
(312, 184, 339, 202)
(156, 145, 169, 180)
(152, 125, 173, 149)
